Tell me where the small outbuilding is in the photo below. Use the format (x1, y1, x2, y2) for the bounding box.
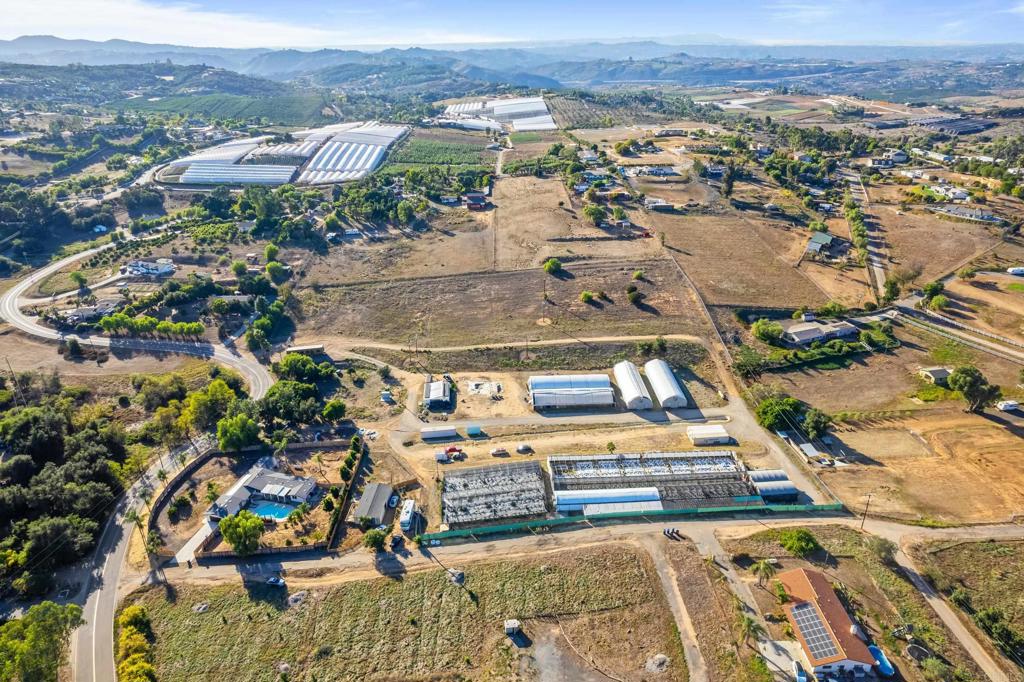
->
(423, 380, 452, 407)
(687, 424, 731, 446)
(918, 367, 952, 386)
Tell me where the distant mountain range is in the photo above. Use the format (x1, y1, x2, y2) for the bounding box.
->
(2, 35, 1024, 106)
(5, 35, 1024, 76)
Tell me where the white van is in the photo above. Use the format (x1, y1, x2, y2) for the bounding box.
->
(399, 499, 417, 532)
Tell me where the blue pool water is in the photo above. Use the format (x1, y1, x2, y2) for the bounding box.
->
(248, 500, 297, 521)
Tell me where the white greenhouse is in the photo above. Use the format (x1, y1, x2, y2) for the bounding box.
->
(613, 361, 653, 410)
(644, 359, 688, 408)
(553, 487, 661, 512)
(527, 374, 614, 409)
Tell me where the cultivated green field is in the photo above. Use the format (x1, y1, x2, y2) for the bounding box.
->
(118, 94, 332, 126)
(128, 547, 669, 681)
(389, 138, 488, 167)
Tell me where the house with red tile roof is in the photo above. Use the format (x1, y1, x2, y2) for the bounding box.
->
(777, 568, 875, 675)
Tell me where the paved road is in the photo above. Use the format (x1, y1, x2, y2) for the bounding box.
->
(0, 239, 273, 682)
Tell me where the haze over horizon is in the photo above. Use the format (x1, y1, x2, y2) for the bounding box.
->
(5, 0, 1024, 50)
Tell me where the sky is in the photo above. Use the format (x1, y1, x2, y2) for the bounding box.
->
(4, 0, 1024, 49)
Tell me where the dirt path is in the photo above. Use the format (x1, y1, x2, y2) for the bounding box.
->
(640, 536, 709, 682)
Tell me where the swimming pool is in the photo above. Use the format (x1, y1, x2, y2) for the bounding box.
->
(248, 500, 297, 521)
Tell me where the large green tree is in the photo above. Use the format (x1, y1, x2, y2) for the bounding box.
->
(218, 510, 264, 556)
(948, 365, 1001, 413)
(0, 601, 83, 682)
(216, 414, 260, 452)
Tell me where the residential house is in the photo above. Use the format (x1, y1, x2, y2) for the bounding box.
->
(784, 319, 858, 345)
(792, 152, 814, 163)
(463, 192, 487, 210)
(869, 157, 894, 168)
(126, 259, 175, 277)
(644, 198, 673, 211)
(777, 568, 875, 676)
(884, 148, 909, 163)
(207, 457, 317, 520)
(354, 482, 394, 526)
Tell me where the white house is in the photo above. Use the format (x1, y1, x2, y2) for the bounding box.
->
(126, 258, 175, 277)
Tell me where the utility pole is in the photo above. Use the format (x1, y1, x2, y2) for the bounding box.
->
(5, 357, 25, 406)
(860, 493, 873, 530)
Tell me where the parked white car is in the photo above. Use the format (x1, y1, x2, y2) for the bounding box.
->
(997, 400, 1019, 412)
(266, 576, 286, 587)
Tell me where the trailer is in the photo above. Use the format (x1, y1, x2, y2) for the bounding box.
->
(421, 425, 458, 441)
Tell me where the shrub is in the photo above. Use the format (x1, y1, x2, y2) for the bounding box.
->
(542, 257, 562, 275)
(751, 319, 784, 343)
(363, 529, 387, 551)
(579, 290, 595, 304)
(779, 528, 820, 558)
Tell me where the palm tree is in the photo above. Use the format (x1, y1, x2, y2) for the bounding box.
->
(313, 454, 325, 481)
(737, 615, 766, 648)
(157, 469, 168, 486)
(205, 482, 219, 505)
(124, 508, 145, 542)
(139, 487, 153, 512)
(752, 558, 777, 587)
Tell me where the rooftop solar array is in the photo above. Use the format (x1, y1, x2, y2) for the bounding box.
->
(792, 602, 840, 661)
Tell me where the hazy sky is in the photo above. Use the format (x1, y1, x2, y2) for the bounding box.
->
(5, 0, 1024, 48)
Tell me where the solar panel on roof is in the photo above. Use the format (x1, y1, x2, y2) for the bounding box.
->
(792, 602, 839, 661)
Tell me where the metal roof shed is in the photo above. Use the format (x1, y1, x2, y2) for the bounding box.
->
(687, 424, 731, 446)
(613, 361, 653, 410)
(643, 359, 688, 408)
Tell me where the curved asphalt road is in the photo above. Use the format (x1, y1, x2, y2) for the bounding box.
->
(0, 239, 273, 682)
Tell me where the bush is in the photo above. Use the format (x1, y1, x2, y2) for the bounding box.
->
(751, 319, 784, 344)
(779, 529, 820, 558)
(363, 529, 387, 551)
(579, 290, 595, 304)
(340, 466, 352, 482)
(542, 258, 562, 275)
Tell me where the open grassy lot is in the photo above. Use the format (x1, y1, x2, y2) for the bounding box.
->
(0, 151, 52, 176)
(917, 539, 1024, 677)
(295, 259, 711, 347)
(504, 131, 564, 165)
(720, 525, 984, 682)
(871, 204, 1000, 282)
(651, 212, 828, 307)
(127, 546, 686, 682)
(491, 176, 662, 269)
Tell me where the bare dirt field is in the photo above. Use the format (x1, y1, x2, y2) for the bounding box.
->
(650, 212, 828, 307)
(294, 259, 711, 347)
(504, 131, 564, 164)
(0, 325, 196, 390)
(631, 176, 712, 207)
(872, 204, 1001, 282)
(943, 275, 1024, 343)
(820, 411, 1024, 523)
(0, 151, 51, 176)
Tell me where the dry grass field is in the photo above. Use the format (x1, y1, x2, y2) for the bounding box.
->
(820, 411, 1024, 523)
(128, 546, 687, 682)
(871, 204, 1001, 282)
(492, 176, 662, 269)
(650, 212, 828, 307)
(917, 538, 1024, 677)
(0, 151, 52, 175)
(296, 259, 709, 347)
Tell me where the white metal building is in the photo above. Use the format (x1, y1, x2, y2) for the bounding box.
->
(553, 487, 662, 513)
(421, 425, 458, 441)
(643, 359, 688, 408)
(613, 361, 653, 410)
(527, 374, 615, 409)
(687, 424, 732, 446)
(423, 380, 451, 406)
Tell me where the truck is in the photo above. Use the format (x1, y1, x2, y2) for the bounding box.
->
(399, 499, 417, 532)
